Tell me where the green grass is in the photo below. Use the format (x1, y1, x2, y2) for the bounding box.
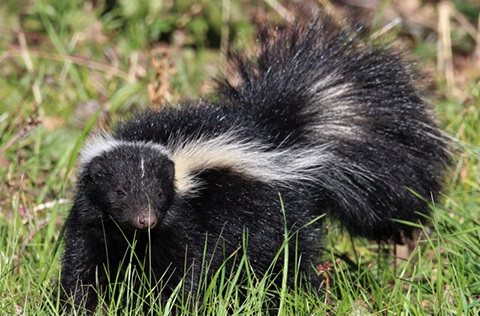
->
(1, 0, 479, 315)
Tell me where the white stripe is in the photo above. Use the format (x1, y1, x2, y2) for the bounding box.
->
(80, 131, 335, 198)
(140, 158, 145, 178)
(80, 133, 170, 167)
(166, 131, 332, 197)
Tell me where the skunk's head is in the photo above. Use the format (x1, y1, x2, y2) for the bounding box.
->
(79, 137, 175, 232)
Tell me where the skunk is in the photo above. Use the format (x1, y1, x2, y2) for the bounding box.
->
(60, 17, 449, 312)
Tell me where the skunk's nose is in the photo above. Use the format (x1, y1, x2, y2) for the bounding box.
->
(136, 213, 158, 230)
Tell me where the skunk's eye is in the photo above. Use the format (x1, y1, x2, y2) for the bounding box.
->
(116, 190, 126, 197)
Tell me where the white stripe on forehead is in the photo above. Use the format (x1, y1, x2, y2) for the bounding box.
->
(79, 133, 171, 167)
(140, 158, 145, 178)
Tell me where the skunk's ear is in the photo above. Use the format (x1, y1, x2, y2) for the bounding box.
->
(164, 158, 175, 182)
(89, 156, 106, 182)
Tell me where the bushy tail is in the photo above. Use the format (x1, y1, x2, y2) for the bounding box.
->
(218, 16, 450, 242)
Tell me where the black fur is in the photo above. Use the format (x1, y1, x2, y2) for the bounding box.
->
(60, 17, 449, 312)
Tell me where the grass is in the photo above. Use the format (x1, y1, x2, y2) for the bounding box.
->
(1, 0, 479, 315)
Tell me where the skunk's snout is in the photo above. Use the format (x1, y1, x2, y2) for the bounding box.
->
(136, 212, 158, 230)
